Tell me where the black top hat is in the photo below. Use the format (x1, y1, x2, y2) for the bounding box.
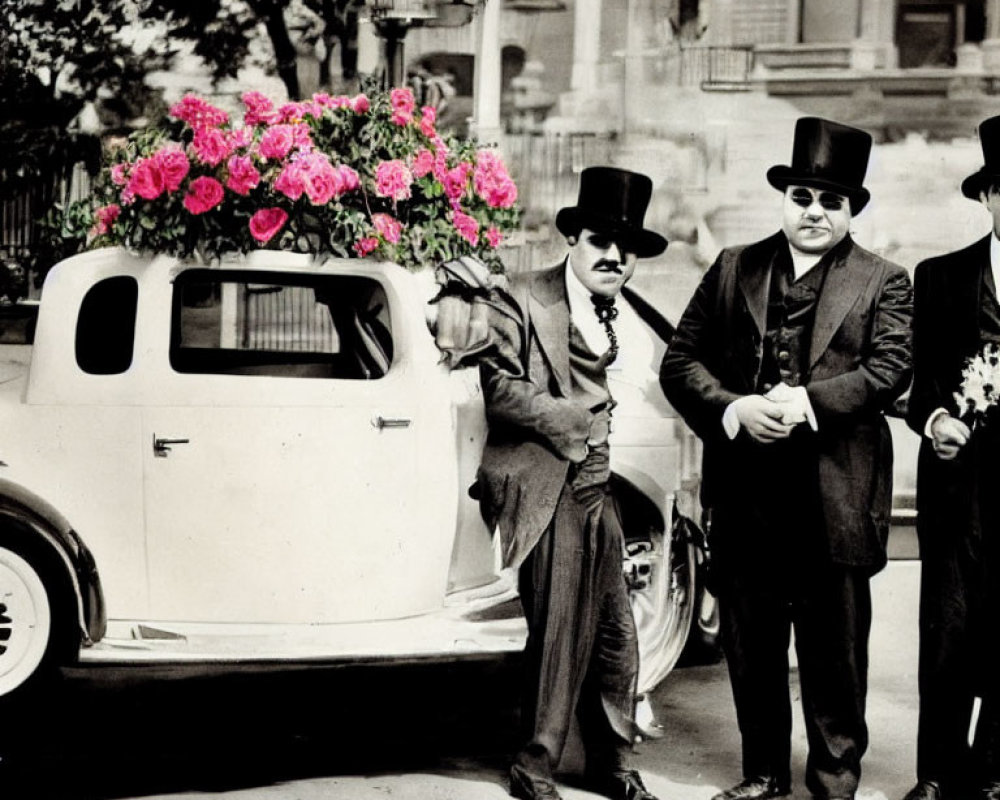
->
(766, 117, 873, 214)
(961, 116, 1000, 199)
(555, 166, 668, 258)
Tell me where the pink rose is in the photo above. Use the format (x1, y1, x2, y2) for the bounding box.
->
(374, 159, 413, 202)
(353, 237, 379, 257)
(190, 127, 232, 166)
(275, 102, 308, 123)
(372, 213, 402, 244)
(474, 150, 518, 209)
(442, 162, 472, 202)
(259, 124, 297, 160)
(419, 106, 436, 138)
(452, 210, 479, 246)
(226, 155, 260, 195)
(169, 94, 228, 129)
(299, 152, 340, 205)
(92, 203, 120, 236)
(274, 162, 305, 200)
(152, 147, 190, 192)
(389, 87, 416, 125)
(242, 91, 276, 126)
(411, 148, 434, 178)
(127, 157, 164, 200)
(291, 122, 313, 152)
(351, 94, 370, 113)
(227, 127, 253, 150)
(485, 226, 503, 248)
(336, 165, 360, 192)
(182, 175, 224, 215)
(110, 163, 129, 186)
(249, 207, 288, 244)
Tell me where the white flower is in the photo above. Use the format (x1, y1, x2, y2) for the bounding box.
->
(954, 343, 1000, 418)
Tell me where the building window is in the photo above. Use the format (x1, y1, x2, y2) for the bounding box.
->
(897, 0, 986, 68)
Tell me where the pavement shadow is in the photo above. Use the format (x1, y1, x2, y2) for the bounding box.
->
(0, 655, 522, 800)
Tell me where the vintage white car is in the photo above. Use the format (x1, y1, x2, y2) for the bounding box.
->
(0, 247, 710, 702)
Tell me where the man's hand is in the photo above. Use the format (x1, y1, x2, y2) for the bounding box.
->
(765, 382, 819, 430)
(930, 413, 971, 461)
(731, 395, 795, 443)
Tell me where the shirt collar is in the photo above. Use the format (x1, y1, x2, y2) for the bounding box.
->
(991, 231, 1000, 273)
(565, 256, 594, 316)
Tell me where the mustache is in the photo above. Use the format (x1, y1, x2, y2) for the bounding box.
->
(593, 259, 623, 274)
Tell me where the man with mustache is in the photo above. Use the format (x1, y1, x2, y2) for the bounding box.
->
(660, 118, 912, 800)
(474, 166, 668, 800)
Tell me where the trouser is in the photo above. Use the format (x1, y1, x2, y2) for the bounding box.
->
(718, 563, 872, 799)
(917, 528, 1000, 793)
(513, 479, 639, 781)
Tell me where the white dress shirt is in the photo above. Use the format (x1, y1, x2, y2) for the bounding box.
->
(564, 258, 656, 392)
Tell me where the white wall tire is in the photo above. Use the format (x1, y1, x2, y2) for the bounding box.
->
(0, 546, 55, 698)
(626, 526, 697, 695)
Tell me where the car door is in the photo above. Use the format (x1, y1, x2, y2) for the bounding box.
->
(140, 267, 459, 625)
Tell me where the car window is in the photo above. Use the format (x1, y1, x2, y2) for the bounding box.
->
(76, 275, 139, 375)
(169, 270, 393, 380)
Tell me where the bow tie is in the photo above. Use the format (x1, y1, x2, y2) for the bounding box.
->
(590, 294, 619, 365)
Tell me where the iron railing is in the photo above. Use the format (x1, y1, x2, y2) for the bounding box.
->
(670, 45, 755, 89)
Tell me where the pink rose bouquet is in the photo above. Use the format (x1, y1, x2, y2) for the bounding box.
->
(80, 85, 520, 273)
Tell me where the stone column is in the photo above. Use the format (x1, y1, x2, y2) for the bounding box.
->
(472, 0, 503, 144)
(786, 0, 800, 44)
(984, 0, 1000, 73)
(356, 18, 382, 77)
(571, 0, 601, 90)
(854, 0, 896, 69)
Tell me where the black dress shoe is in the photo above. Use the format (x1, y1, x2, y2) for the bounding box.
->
(586, 769, 659, 800)
(711, 776, 791, 800)
(509, 765, 562, 800)
(981, 782, 1000, 800)
(902, 780, 942, 800)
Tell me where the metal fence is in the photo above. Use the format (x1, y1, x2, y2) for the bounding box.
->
(666, 45, 755, 89)
(1, 163, 93, 282)
(241, 284, 337, 352)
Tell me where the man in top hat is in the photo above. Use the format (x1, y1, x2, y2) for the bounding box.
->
(660, 117, 913, 800)
(474, 166, 667, 800)
(903, 115, 1000, 800)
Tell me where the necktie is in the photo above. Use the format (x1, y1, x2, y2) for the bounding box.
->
(590, 294, 619, 365)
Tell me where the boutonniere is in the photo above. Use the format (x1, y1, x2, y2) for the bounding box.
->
(954, 342, 1000, 427)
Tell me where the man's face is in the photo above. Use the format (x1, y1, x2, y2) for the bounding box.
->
(781, 184, 852, 254)
(981, 186, 1000, 236)
(568, 228, 638, 297)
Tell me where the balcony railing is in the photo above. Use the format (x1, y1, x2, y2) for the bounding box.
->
(674, 45, 755, 89)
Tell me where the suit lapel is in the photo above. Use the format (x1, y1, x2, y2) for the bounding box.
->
(529, 262, 572, 395)
(963, 236, 991, 344)
(736, 233, 782, 338)
(808, 238, 872, 370)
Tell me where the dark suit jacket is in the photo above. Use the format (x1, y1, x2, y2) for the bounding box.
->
(475, 263, 592, 570)
(660, 232, 913, 573)
(475, 262, 671, 570)
(905, 235, 996, 545)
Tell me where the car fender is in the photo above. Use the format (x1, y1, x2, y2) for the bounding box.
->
(0, 477, 105, 646)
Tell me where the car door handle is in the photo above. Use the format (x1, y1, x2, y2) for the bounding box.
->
(371, 416, 411, 430)
(153, 434, 191, 457)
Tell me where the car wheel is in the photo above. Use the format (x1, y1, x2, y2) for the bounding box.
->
(0, 535, 73, 699)
(625, 521, 697, 695)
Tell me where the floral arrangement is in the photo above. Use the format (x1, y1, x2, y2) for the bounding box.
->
(954, 342, 1000, 422)
(82, 87, 520, 273)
